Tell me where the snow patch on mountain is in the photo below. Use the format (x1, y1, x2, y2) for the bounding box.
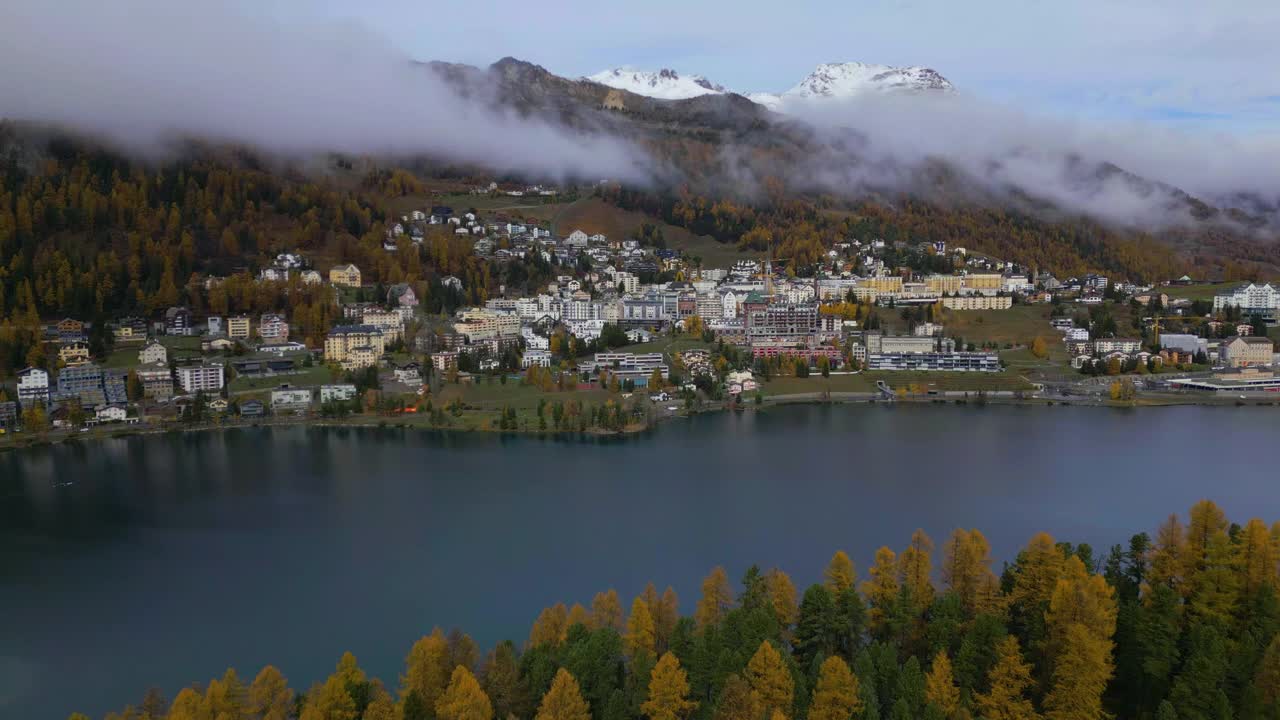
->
(585, 62, 955, 111)
(586, 68, 727, 100)
(745, 92, 784, 111)
(783, 62, 955, 101)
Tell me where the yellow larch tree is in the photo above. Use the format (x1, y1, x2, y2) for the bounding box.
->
(898, 529, 935, 611)
(1236, 518, 1278, 597)
(1182, 500, 1238, 624)
(529, 604, 570, 648)
(641, 652, 698, 720)
(334, 652, 365, 688)
(807, 656, 862, 720)
(942, 529, 1003, 615)
(1043, 624, 1111, 720)
(765, 569, 799, 627)
(824, 551, 856, 594)
(696, 566, 735, 631)
(862, 546, 900, 634)
(657, 586, 681, 650)
(1043, 556, 1117, 720)
(206, 667, 247, 720)
(591, 590, 625, 632)
(535, 669, 592, 720)
(363, 685, 397, 720)
(248, 665, 293, 720)
(924, 651, 961, 719)
(1255, 634, 1280, 706)
(567, 603, 590, 629)
(642, 582, 662, 619)
(1011, 533, 1065, 610)
(402, 630, 452, 711)
(436, 666, 494, 720)
(304, 671, 358, 720)
(745, 641, 794, 716)
(975, 636, 1039, 720)
(1183, 499, 1229, 584)
(626, 597, 658, 657)
(643, 582, 681, 651)
(167, 688, 207, 720)
(714, 675, 762, 720)
(1145, 513, 1186, 594)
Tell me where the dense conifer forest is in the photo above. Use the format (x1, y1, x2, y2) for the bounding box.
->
(73, 500, 1280, 720)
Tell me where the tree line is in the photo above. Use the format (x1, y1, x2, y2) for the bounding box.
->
(600, 185, 1201, 285)
(73, 499, 1280, 720)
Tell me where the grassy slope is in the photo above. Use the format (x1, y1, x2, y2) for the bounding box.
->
(550, 198, 745, 268)
(1162, 282, 1242, 301)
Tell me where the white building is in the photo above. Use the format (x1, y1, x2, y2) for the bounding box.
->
(95, 405, 128, 423)
(17, 367, 49, 407)
(522, 349, 553, 368)
(177, 364, 224, 393)
(1213, 283, 1280, 314)
(721, 291, 740, 319)
(139, 341, 168, 365)
(521, 327, 550, 350)
(320, 384, 358, 403)
(271, 386, 313, 412)
(1093, 338, 1143, 354)
(259, 314, 290, 342)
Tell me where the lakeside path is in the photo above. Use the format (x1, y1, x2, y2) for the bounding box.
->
(3, 389, 1277, 453)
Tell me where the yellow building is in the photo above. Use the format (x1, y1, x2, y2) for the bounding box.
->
(361, 308, 405, 342)
(1219, 336, 1274, 368)
(961, 273, 1003, 293)
(329, 264, 362, 288)
(454, 308, 521, 341)
(58, 343, 91, 366)
(324, 325, 385, 370)
(847, 287, 880, 302)
(113, 326, 143, 344)
(228, 316, 252, 339)
(942, 295, 1013, 310)
(860, 276, 904, 294)
(925, 275, 964, 295)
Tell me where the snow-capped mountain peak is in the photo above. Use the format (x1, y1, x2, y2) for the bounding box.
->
(584, 61, 954, 110)
(785, 62, 955, 99)
(586, 68, 727, 100)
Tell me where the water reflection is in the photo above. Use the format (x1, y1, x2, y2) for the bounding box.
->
(2, 406, 1278, 719)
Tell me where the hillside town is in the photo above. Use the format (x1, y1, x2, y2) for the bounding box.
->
(2, 201, 1279, 437)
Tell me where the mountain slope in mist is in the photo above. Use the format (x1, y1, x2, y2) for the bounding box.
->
(422, 57, 1278, 235)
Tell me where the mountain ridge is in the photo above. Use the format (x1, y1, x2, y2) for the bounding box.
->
(586, 61, 957, 110)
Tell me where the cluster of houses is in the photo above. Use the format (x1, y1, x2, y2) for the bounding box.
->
(9, 205, 1280, 434)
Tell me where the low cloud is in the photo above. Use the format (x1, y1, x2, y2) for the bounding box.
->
(779, 91, 1280, 228)
(0, 0, 650, 182)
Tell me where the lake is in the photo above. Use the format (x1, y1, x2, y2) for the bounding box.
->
(2, 404, 1277, 718)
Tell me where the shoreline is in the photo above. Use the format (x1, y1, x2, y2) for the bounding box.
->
(2, 389, 1275, 452)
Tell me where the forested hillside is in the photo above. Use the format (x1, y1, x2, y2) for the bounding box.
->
(0, 128, 557, 376)
(78, 500, 1280, 720)
(2, 123, 1278, 380)
(602, 186, 1231, 284)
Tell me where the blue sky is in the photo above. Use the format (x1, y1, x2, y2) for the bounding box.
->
(280, 0, 1280, 130)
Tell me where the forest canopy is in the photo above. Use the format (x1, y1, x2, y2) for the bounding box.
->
(77, 499, 1280, 720)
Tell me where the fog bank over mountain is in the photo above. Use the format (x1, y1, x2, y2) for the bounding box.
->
(4, 0, 1280, 232)
(0, 0, 652, 182)
(763, 85, 1280, 228)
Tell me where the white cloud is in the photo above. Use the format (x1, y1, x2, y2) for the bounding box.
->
(0, 0, 651, 182)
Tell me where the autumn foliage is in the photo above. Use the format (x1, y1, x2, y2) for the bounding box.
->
(76, 500, 1280, 720)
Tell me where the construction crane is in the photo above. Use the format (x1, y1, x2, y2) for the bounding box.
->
(1150, 313, 1206, 350)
